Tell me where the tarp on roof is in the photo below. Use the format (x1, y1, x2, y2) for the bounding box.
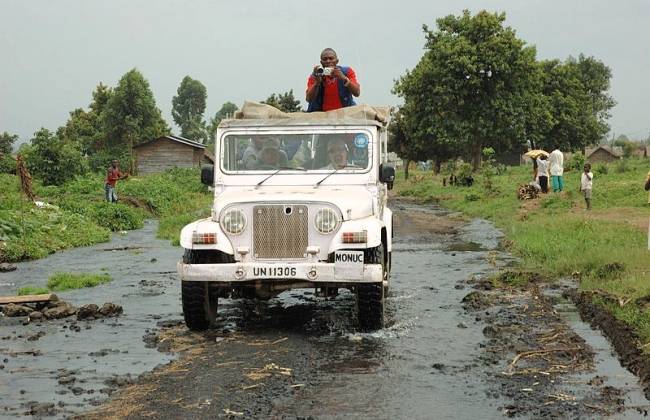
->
(228, 101, 390, 126)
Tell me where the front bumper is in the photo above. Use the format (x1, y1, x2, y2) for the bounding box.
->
(177, 261, 383, 284)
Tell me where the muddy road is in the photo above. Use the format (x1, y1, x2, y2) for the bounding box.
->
(1, 202, 649, 419)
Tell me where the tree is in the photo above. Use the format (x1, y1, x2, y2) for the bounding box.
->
(0, 132, 18, 155)
(262, 90, 301, 113)
(103, 69, 170, 171)
(539, 55, 615, 151)
(171, 76, 208, 143)
(394, 10, 548, 169)
(22, 128, 88, 185)
(207, 102, 238, 144)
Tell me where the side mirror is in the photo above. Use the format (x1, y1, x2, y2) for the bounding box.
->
(379, 164, 395, 190)
(200, 165, 214, 186)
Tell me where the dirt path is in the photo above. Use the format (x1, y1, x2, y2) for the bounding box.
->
(74, 201, 649, 419)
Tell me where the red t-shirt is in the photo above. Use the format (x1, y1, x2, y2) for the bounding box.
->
(106, 167, 122, 187)
(307, 67, 358, 111)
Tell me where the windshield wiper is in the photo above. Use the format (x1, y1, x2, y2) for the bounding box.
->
(314, 164, 362, 188)
(256, 166, 306, 187)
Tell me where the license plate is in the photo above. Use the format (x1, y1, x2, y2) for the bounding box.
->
(334, 250, 364, 279)
(251, 266, 297, 278)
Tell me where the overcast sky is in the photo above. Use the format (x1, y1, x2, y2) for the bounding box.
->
(1, 0, 649, 145)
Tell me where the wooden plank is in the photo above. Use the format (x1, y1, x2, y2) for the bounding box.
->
(0, 293, 58, 305)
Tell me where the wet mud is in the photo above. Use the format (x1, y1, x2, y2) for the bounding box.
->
(1, 204, 649, 418)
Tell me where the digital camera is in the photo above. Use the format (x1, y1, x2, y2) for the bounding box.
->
(315, 66, 333, 76)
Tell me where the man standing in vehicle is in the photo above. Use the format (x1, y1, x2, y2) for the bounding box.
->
(306, 48, 360, 112)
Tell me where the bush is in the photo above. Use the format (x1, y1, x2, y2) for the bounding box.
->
(595, 164, 609, 175)
(465, 193, 480, 202)
(614, 159, 630, 173)
(22, 129, 89, 186)
(0, 155, 15, 174)
(89, 202, 145, 231)
(567, 153, 586, 171)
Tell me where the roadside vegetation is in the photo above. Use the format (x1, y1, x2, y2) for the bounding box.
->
(394, 158, 650, 347)
(18, 272, 111, 295)
(0, 168, 211, 262)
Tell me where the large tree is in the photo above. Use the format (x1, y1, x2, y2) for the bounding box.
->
(103, 69, 169, 170)
(207, 101, 239, 144)
(171, 76, 208, 143)
(394, 10, 546, 169)
(262, 90, 301, 113)
(539, 55, 614, 151)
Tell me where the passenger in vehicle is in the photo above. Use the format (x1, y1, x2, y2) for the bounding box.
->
(321, 138, 349, 170)
(254, 138, 288, 169)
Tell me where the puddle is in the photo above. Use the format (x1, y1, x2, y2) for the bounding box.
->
(0, 220, 180, 417)
(547, 286, 650, 418)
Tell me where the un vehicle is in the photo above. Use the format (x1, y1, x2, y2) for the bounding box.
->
(177, 102, 395, 331)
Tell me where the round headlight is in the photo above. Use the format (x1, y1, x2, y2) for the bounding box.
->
(315, 208, 339, 234)
(222, 209, 246, 235)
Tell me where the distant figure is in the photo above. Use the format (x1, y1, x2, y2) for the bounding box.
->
(306, 48, 360, 112)
(105, 160, 128, 203)
(536, 155, 549, 193)
(580, 163, 593, 210)
(548, 145, 564, 192)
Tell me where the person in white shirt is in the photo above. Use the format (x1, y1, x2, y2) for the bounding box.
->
(548, 145, 564, 192)
(536, 155, 549, 193)
(580, 163, 593, 210)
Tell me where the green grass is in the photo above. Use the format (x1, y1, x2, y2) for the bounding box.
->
(46, 272, 111, 291)
(0, 168, 211, 263)
(395, 158, 650, 346)
(17, 286, 50, 296)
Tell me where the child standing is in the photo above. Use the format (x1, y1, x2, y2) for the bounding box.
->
(580, 163, 593, 210)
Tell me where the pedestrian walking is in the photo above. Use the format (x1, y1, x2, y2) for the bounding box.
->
(105, 160, 128, 203)
(581, 163, 593, 210)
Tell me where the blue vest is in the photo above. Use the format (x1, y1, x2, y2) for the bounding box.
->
(307, 66, 356, 112)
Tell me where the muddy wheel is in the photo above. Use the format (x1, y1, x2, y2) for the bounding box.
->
(358, 245, 385, 331)
(181, 249, 218, 331)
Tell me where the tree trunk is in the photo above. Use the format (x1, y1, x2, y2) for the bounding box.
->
(403, 159, 410, 180)
(434, 157, 442, 175)
(471, 142, 482, 171)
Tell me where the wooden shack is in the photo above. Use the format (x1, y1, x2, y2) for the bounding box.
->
(585, 145, 622, 163)
(133, 135, 207, 175)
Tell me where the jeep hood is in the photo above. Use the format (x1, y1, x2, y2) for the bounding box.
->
(215, 186, 374, 220)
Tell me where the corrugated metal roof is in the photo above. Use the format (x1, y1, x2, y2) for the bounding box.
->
(134, 135, 206, 149)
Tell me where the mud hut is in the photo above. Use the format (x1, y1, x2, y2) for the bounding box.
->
(585, 145, 622, 163)
(133, 135, 210, 175)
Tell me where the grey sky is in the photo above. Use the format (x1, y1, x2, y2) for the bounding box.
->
(1, 0, 649, 144)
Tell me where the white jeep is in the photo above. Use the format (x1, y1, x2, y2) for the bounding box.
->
(177, 102, 395, 331)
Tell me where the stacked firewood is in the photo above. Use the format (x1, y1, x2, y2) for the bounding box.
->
(517, 184, 538, 200)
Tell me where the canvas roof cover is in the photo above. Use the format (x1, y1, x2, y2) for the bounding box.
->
(219, 101, 390, 128)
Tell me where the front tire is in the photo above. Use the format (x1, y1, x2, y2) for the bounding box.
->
(181, 249, 219, 331)
(357, 245, 386, 331)
(182, 281, 216, 331)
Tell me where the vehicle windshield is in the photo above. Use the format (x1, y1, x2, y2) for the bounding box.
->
(221, 132, 372, 172)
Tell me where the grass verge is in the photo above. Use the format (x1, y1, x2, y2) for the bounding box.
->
(0, 168, 211, 263)
(46, 272, 111, 291)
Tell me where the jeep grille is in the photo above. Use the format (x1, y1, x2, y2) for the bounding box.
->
(253, 205, 308, 259)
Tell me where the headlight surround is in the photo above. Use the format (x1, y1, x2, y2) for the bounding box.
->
(222, 209, 246, 235)
(314, 208, 339, 234)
